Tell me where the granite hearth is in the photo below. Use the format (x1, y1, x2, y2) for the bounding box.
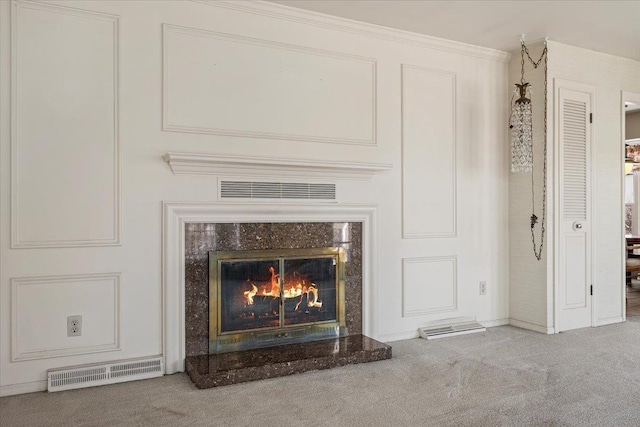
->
(184, 222, 392, 387)
(186, 335, 391, 388)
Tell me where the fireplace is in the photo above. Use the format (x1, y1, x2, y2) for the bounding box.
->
(209, 247, 346, 353)
(180, 220, 392, 388)
(184, 222, 363, 357)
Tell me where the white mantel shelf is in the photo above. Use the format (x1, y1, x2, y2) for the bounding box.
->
(163, 152, 393, 181)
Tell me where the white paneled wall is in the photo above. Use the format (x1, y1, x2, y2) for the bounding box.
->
(0, 0, 510, 395)
(401, 65, 457, 238)
(11, 274, 120, 361)
(11, 1, 120, 248)
(402, 257, 457, 317)
(162, 24, 376, 145)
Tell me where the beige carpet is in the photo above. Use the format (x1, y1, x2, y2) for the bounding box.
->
(2, 319, 639, 427)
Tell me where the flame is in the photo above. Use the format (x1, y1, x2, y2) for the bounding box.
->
(294, 284, 323, 311)
(242, 266, 323, 309)
(282, 283, 303, 299)
(306, 285, 323, 308)
(259, 266, 280, 298)
(243, 283, 258, 305)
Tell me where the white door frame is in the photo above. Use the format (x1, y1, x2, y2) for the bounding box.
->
(621, 91, 640, 321)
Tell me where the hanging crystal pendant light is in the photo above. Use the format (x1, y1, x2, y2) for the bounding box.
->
(511, 82, 533, 172)
(510, 35, 549, 260)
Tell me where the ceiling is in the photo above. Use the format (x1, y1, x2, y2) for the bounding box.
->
(270, 1, 640, 61)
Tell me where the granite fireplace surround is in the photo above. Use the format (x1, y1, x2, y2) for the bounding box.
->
(184, 222, 391, 388)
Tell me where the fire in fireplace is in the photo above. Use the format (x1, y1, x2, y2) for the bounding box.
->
(209, 247, 346, 353)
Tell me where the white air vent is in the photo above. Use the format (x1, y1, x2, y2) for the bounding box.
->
(418, 320, 486, 340)
(48, 356, 163, 392)
(220, 181, 336, 200)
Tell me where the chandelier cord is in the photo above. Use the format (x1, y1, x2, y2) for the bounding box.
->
(521, 40, 548, 261)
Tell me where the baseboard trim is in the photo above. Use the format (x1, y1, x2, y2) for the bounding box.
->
(0, 380, 47, 397)
(479, 318, 509, 328)
(509, 318, 555, 334)
(377, 330, 419, 342)
(596, 316, 624, 327)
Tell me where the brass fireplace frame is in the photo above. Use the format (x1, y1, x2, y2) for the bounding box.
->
(208, 247, 346, 353)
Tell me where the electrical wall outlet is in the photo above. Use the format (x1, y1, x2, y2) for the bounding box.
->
(67, 315, 82, 337)
(479, 281, 487, 295)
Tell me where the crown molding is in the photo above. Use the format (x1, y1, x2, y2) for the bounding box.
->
(194, 1, 510, 63)
(163, 152, 393, 181)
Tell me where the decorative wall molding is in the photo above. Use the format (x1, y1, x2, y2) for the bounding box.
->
(162, 23, 377, 145)
(401, 65, 457, 238)
(11, 0, 118, 23)
(163, 152, 392, 181)
(11, 273, 121, 361)
(401, 256, 458, 317)
(10, 0, 121, 248)
(198, 1, 511, 63)
(162, 202, 378, 374)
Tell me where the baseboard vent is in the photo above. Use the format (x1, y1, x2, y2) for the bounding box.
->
(48, 356, 163, 392)
(418, 319, 486, 340)
(220, 180, 336, 200)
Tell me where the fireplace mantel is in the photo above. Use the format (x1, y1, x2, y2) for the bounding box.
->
(163, 152, 392, 181)
(161, 202, 379, 374)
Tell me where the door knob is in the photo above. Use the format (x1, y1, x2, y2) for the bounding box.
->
(573, 222, 583, 230)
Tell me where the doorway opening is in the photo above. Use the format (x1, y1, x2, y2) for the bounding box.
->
(623, 96, 640, 317)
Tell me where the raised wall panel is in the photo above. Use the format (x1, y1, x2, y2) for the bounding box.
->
(162, 24, 376, 145)
(402, 257, 457, 317)
(11, 1, 120, 248)
(401, 65, 457, 238)
(11, 274, 121, 361)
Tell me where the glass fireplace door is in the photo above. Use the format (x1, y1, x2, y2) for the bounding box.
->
(210, 248, 346, 353)
(282, 257, 337, 326)
(219, 258, 281, 333)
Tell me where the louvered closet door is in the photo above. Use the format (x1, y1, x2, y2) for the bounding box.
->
(557, 83, 593, 331)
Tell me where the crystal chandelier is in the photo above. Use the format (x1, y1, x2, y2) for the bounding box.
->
(511, 82, 533, 172)
(510, 36, 549, 261)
